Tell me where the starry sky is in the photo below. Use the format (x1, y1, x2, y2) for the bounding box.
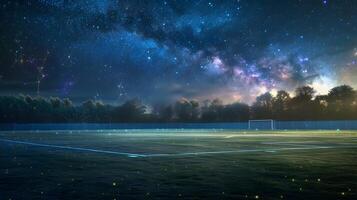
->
(1, 0, 357, 104)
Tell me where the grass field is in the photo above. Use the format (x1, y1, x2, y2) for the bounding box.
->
(1, 129, 357, 199)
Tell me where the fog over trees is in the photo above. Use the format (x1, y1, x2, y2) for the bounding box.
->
(0, 85, 356, 123)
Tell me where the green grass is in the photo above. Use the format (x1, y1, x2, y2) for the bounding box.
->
(0, 129, 357, 199)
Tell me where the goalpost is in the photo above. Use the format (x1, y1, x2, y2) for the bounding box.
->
(248, 119, 275, 130)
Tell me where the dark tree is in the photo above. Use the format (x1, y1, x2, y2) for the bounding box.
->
(113, 99, 146, 122)
(80, 100, 96, 122)
(294, 86, 315, 102)
(251, 92, 273, 119)
(327, 85, 356, 119)
(272, 90, 291, 119)
(156, 105, 174, 122)
(289, 86, 319, 120)
(174, 98, 200, 122)
(0, 84, 357, 123)
(201, 99, 224, 122)
(222, 102, 250, 121)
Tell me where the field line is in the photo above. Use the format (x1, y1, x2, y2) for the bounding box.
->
(261, 141, 325, 147)
(262, 141, 321, 144)
(0, 139, 145, 158)
(1, 138, 355, 158)
(142, 146, 332, 157)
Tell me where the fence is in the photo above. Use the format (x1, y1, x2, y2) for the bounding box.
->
(274, 120, 357, 130)
(0, 123, 247, 131)
(0, 120, 357, 131)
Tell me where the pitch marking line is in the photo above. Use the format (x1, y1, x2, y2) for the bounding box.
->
(142, 146, 332, 157)
(0, 139, 144, 158)
(1, 138, 355, 158)
(262, 141, 321, 144)
(261, 141, 325, 147)
(262, 141, 357, 148)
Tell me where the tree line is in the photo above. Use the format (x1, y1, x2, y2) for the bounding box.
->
(0, 85, 356, 123)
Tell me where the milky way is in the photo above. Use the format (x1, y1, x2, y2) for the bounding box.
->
(1, 0, 357, 104)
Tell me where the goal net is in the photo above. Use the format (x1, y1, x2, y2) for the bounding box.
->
(248, 119, 275, 130)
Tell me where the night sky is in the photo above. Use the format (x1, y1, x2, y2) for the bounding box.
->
(1, 0, 357, 104)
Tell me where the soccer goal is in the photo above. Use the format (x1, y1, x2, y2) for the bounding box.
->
(248, 119, 275, 130)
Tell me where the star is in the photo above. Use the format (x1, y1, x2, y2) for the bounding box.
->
(0, 0, 356, 104)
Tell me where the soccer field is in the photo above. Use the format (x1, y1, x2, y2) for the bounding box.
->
(1, 129, 357, 199)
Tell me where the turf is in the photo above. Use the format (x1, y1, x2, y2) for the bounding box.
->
(0, 129, 357, 199)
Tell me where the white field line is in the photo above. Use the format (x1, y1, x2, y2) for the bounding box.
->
(224, 135, 237, 138)
(1, 138, 351, 158)
(0, 139, 144, 158)
(262, 141, 321, 144)
(262, 141, 357, 146)
(261, 141, 325, 147)
(142, 146, 333, 157)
